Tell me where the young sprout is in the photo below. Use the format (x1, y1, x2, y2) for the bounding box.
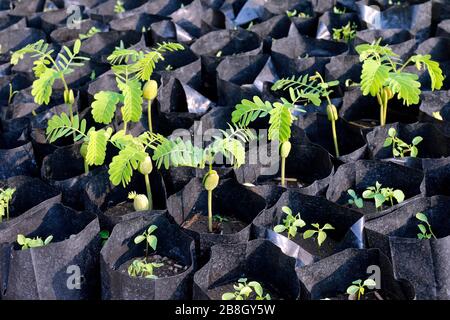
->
(99, 230, 110, 246)
(303, 223, 335, 247)
(271, 72, 340, 158)
(347, 189, 363, 209)
(273, 206, 306, 239)
(416, 212, 437, 240)
(128, 225, 162, 279)
(106, 41, 184, 133)
(222, 278, 271, 300)
(128, 191, 150, 212)
(286, 10, 311, 18)
(333, 6, 346, 14)
(148, 125, 254, 233)
(90, 70, 96, 81)
(134, 225, 158, 260)
(234, 74, 339, 187)
(310, 72, 341, 157)
(142, 80, 158, 133)
(114, 0, 125, 14)
(216, 50, 223, 58)
(0, 188, 15, 222)
(8, 84, 18, 105)
(213, 215, 229, 223)
(346, 278, 377, 300)
(383, 127, 423, 158)
(17, 234, 53, 250)
(432, 111, 443, 121)
(332, 22, 357, 42)
(10, 39, 89, 120)
(362, 181, 405, 210)
(138, 156, 153, 211)
(79, 27, 101, 40)
(286, 9, 297, 17)
(356, 39, 443, 126)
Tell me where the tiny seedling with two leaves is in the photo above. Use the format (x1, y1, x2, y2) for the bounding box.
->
(346, 278, 377, 300)
(0, 187, 15, 223)
(347, 189, 363, 209)
(355, 39, 444, 126)
(383, 127, 423, 158)
(222, 278, 271, 300)
(273, 206, 305, 239)
(17, 234, 53, 250)
(362, 181, 405, 210)
(416, 212, 437, 240)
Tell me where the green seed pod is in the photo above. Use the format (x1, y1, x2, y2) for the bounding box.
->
(64, 89, 75, 105)
(133, 194, 149, 211)
(326, 104, 339, 122)
(80, 143, 88, 159)
(139, 156, 153, 175)
(280, 141, 291, 158)
(143, 80, 158, 100)
(203, 170, 219, 191)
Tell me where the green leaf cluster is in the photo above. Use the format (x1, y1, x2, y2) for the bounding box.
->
(134, 225, 158, 252)
(356, 39, 444, 107)
(79, 27, 101, 40)
(362, 181, 405, 209)
(222, 278, 271, 300)
(303, 223, 335, 247)
(383, 127, 423, 158)
(149, 125, 255, 170)
(347, 189, 363, 208)
(11, 39, 89, 105)
(127, 259, 163, 279)
(46, 113, 113, 167)
(17, 234, 53, 250)
(346, 278, 377, 300)
(273, 206, 306, 239)
(332, 22, 357, 42)
(416, 212, 437, 240)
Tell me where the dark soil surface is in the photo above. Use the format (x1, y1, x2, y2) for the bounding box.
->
(280, 231, 338, 258)
(182, 213, 247, 234)
(103, 202, 135, 220)
(330, 290, 398, 301)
